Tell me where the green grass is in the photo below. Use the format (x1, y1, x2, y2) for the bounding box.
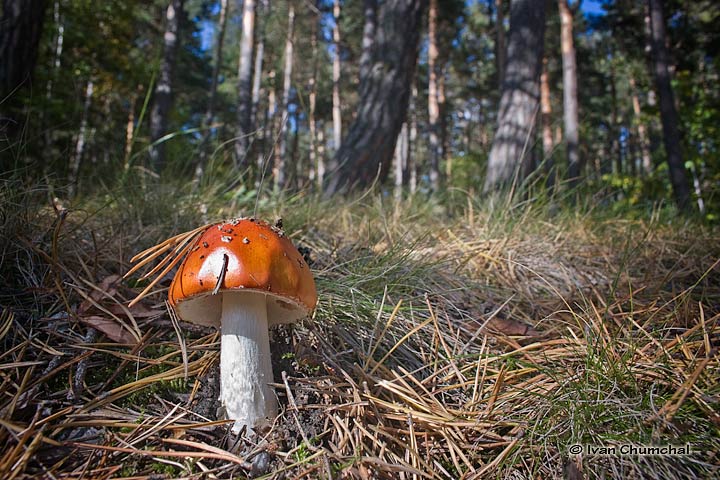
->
(0, 176, 718, 478)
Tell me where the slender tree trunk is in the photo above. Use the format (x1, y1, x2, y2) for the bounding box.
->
(324, 0, 427, 195)
(540, 55, 555, 183)
(256, 69, 276, 188)
(45, 0, 63, 107)
(195, 0, 229, 181)
(483, 0, 546, 193)
(274, 4, 294, 190)
(250, 0, 268, 130)
(123, 90, 138, 171)
(0, 0, 48, 99)
(408, 81, 418, 193)
(394, 122, 409, 198)
(205, 0, 229, 130)
(427, 0, 441, 191)
(308, 1, 320, 187)
(359, 0, 377, 84)
(149, 0, 183, 174)
(332, 0, 343, 151)
(628, 75, 652, 175)
(495, 0, 506, 89)
(68, 78, 94, 197)
(648, 0, 691, 210)
(609, 58, 621, 175)
(439, 69, 449, 179)
(317, 121, 326, 188)
(234, 0, 256, 169)
(558, 0, 580, 186)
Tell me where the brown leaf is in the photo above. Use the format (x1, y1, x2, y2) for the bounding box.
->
(78, 274, 122, 314)
(78, 315, 136, 343)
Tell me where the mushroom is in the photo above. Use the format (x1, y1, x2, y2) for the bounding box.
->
(168, 218, 317, 432)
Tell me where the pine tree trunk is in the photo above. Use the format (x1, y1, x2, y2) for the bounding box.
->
(274, 4, 294, 190)
(394, 122, 409, 198)
(609, 59, 621, 175)
(408, 81, 418, 193)
(149, 0, 183, 174)
(324, 0, 427, 195)
(234, 0, 256, 169)
(495, 0, 505, 89)
(558, 0, 581, 185)
(332, 0, 343, 151)
(308, 1, 320, 187)
(205, 0, 228, 130)
(250, 0, 268, 131)
(359, 0, 377, 84)
(629, 75, 652, 175)
(427, 0, 441, 191)
(648, 0, 690, 210)
(195, 0, 229, 181)
(68, 78, 94, 198)
(483, 0, 546, 193)
(540, 55, 555, 182)
(0, 0, 48, 99)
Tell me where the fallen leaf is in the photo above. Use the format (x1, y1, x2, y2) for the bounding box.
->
(78, 315, 136, 343)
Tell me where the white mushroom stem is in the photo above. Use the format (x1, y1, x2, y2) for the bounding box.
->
(219, 292, 277, 433)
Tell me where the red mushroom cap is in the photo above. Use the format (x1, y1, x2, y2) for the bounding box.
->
(169, 218, 317, 327)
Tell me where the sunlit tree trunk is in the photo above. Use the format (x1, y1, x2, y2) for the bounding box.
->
(324, 0, 427, 195)
(628, 75, 652, 175)
(394, 122, 409, 198)
(409, 81, 418, 193)
(609, 58, 621, 175)
(648, 0, 691, 210)
(316, 121, 326, 187)
(427, 0, 441, 191)
(558, 0, 580, 186)
(250, 0, 268, 130)
(484, 0, 546, 193)
(332, 0, 343, 151)
(274, 4, 294, 190)
(149, 0, 183, 174)
(495, 0, 505, 89)
(235, 0, 256, 169)
(308, 1, 320, 187)
(123, 89, 139, 171)
(359, 0, 377, 84)
(540, 56, 555, 183)
(68, 78, 94, 197)
(195, 0, 229, 181)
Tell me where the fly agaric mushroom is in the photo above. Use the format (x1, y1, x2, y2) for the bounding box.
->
(168, 218, 317, 432)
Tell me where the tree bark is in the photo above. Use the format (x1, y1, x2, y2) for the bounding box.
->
(427, 0, 441, 191)
(495, 0, 506, 89)
(558, 0, 581, 186)
(628, 75, 652, 175)
(274, 4, 295, 190)
(0, 0, 48, 99)
(648, 0, 691, 210)
(332, 0, 343, 151)
(408, 80, 418, 193)
(308, 1, 320, 187)
(359, 0, 378, 85)
(394, 122, 409, 198)
(483, 0, 546, 193)
(68, 78, 94, 198)
(234, 0, 256, 169)
(195, 0, 229, 181)
(149, 0, 183, 174)
(324, 0, 427, 195)
(540, 55, 555, 180)
(251, 0, 269, 130)
(205, 0, 229, 131)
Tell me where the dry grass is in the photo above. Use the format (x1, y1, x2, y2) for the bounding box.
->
(1, 181, 718, 479)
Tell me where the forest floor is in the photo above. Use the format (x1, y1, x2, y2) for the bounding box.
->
(1, 179, 719, 479)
